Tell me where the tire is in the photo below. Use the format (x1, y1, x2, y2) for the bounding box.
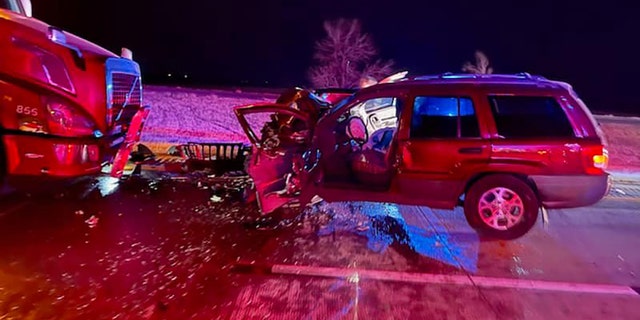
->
(463, 174, 539, 240)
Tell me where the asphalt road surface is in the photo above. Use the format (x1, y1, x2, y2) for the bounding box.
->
(0, 172, 639, 319)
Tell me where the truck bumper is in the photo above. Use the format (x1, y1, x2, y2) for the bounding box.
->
(531, 174, 611, 208)
(2, 106, 150, 181)
(2, 134, 103, 178)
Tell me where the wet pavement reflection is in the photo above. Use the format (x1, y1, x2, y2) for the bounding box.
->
(0, 173, 639, 319)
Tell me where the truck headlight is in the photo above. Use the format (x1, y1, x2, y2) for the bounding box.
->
(45, 99, 96, 137)
(11, 37, 76, 94)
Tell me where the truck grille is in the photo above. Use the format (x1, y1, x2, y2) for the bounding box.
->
(108, 72, 141, 126)
(105, 58, 143, 128)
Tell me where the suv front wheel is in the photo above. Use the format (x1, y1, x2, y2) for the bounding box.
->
(464, 174, 539, 239)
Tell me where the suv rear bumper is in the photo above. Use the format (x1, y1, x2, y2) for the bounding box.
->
(531, 174, 611, 208)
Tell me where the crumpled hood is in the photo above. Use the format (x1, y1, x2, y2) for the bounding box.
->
(274, 87, 333, 120)
(0, 8, 117, 57)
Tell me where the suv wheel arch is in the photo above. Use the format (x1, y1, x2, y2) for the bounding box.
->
(463, 172, 540, 204)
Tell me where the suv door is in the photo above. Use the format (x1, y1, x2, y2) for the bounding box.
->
(319, 96, 402, 189)
(484, 94, 587, 173)
(234, 104, 313, 214)
(396, 93, 491, 208)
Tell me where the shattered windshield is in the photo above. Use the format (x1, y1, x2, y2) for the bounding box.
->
(0, 0, 23, 13)
(326, 93, 356, 115)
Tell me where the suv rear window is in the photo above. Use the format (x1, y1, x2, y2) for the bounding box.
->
(488, 96, 574, 138)
(411, 96, 480, 138)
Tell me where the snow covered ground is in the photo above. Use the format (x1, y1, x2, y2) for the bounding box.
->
(141, 85, 277, 145)
(141, 85, 640, 174)
(595, 116, 640, 174)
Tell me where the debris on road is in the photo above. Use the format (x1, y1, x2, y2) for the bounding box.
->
(85, 215, 99, 228)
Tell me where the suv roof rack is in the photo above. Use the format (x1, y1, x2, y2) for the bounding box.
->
(413, 73, 548, 82)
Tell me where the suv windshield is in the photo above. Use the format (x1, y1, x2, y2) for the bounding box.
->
(0, 0, 23, 13)
(327, 93, 356, 115)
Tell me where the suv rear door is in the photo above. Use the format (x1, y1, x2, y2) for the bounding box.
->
(396, 90, 491, 208)
(483, 94, 585, 175)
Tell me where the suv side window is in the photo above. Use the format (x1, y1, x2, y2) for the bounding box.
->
(344, 97, 399, 134)
(411, 96, 480, 138)
(488, 96, 574, 138)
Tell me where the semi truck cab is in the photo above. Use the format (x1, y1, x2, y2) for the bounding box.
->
(0, 0, 150, 186)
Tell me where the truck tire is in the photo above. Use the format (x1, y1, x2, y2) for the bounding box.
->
(463, 174, 539, 240)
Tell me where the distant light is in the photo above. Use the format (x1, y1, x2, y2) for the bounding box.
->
(167, 73, 172, 77)
(184, 74, 188, 79)
(121, 48, 133, 60)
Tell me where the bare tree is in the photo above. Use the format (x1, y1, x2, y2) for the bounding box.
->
(462, 50, 494, 74)
(308, 18, 393, 88)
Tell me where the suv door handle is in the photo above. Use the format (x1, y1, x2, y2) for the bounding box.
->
(458, 147, 483, 154)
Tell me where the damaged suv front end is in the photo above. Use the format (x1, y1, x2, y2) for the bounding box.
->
(234, 88, 331, 215)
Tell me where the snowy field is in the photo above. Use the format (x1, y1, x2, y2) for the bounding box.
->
(141, 85, 640, 174)
(141, 85, 277, 144)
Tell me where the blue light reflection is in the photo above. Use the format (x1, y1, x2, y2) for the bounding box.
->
(313, 201, 479, 272)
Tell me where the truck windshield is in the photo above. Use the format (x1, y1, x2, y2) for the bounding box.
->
(0, 0, 23, 14)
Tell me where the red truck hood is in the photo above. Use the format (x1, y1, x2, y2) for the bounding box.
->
(0, 8, 117, 57)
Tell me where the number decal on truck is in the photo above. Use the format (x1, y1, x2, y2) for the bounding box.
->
(16, 105, 39, 117)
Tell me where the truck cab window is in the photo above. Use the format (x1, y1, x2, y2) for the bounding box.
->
(1, 0, 23, 14)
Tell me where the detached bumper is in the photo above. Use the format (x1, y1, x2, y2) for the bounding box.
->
(106, 105, 151, 178)
(531, 174, 611, 208)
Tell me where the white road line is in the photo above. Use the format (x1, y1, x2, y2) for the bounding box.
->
(470, 275, 636, 295)
(603, 195, 640, 202)
(265, 264, 639, 296)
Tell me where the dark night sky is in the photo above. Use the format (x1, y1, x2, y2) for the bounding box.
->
(31, 0, 640, 115)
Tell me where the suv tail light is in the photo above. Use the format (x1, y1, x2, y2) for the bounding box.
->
(582, 145, 608, 175)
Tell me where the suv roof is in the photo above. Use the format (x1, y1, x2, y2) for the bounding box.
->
(411, 72, 549, 82)
(359, 73, 570, 95)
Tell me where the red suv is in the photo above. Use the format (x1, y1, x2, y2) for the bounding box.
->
(235, 73, 610, 239)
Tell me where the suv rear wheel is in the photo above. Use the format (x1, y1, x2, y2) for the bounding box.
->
(464, 174, 539, 239)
